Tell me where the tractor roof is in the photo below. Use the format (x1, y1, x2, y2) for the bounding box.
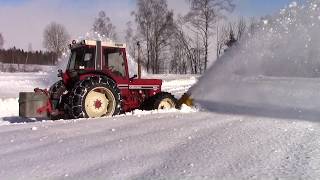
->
(70, 39, 126, 49)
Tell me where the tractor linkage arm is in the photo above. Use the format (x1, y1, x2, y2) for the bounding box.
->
(34, 88, 53, 115)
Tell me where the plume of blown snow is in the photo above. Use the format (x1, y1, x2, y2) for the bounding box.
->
(211, 0, 320, 79)
(190, 0, 320, 118)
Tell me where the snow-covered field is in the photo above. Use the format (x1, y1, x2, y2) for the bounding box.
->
(0, 63, 56, 73)
(1, 108, 319, 179)
(0, 72, 320, 179)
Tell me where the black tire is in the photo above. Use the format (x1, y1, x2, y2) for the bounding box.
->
(143, 92, 178, 110)
(49, 80, 66, 100)
(49, 80, 66, 120)
(68, 76, 122, 119)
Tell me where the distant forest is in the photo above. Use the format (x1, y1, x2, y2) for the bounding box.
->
(0, 47, 58, 66)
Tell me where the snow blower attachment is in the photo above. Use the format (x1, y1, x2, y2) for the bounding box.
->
(19, 39, 179, 120)
(19, 89, 51, 118)
(178, 93, 194, 108)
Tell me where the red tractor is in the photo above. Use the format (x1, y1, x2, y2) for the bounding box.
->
(40, 40, 177, 119)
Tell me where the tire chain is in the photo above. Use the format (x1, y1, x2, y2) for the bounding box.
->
(68, 76, 122, 119)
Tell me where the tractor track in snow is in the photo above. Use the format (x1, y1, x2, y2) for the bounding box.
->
(1, 112, 319, 179)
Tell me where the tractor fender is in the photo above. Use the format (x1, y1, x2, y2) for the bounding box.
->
(78, 71, 116, 84)
(63, 70, 116, 88)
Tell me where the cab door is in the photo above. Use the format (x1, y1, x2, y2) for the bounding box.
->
(102, 47, 130, 90)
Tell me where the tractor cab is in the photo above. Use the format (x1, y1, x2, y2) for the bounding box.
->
(66, 40, 128, 80)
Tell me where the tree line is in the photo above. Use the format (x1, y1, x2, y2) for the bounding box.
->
(128, 0, 261, 74)
(0, 31, 59, 69)
(0, 48, 57, 65)
(127, 0, 249, 74)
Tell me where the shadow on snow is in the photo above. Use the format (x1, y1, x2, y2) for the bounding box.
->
(198, 100, 320, 123)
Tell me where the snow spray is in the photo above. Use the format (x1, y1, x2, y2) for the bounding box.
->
(189, 0, 320, 121)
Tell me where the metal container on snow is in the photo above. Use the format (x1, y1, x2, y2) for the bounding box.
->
(19, 92, 49, 118)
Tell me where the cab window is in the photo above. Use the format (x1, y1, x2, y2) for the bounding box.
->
(104, 48, 126, 77)
(68, 46, 95, 70)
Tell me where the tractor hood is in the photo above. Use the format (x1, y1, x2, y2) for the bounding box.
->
(129, 78, 162, 91)
(131, 78, 162, 86)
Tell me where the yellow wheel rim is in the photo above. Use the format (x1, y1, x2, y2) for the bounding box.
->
(84, 87, 116, 118)
(158, 98, 175, 110)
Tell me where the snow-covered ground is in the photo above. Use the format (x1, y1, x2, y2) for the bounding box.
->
(1, 109, 319, 179)
(0, 72, 320, 179)
(0, 63, 56, 73)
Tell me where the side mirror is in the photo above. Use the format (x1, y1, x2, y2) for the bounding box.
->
(57, 69, 63, 78)
(130, 74, 138, 81)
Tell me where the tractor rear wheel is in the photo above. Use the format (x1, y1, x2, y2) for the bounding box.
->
(152, 92, 178, 110)
(69, 76, 122, 119)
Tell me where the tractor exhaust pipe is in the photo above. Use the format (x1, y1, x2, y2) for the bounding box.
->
(137, 41, 142, 79)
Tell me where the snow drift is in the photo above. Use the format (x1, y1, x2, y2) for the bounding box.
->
(191, 0, 320, 121)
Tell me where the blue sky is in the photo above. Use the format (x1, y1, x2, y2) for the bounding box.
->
(235, 0, 298, 16)
(0, 0, 298, 50)
(0, 0, 294, 16)
(0, 0, 26, 5)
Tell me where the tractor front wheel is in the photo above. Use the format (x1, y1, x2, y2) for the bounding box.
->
(49, 80, 66, 120)
(153, 92, 178, 110)
(69, 76, 122, 119)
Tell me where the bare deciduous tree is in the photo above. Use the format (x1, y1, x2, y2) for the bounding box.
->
(170, 18, 204, 74)
(125, 21, 139, 59)
(248, 17, 259, 36)
(170, 22, 190, 74)
(217, 17, 248, 58)
(0, 33, 4, 49)
(236, 17, 247, 41)
(185, 0, 235, 71)
(216, 24, 228, 59)
(93, 11, 117, 40)
(43, 22, 70, 59)
(134, 0, 174, 74)
(125, 21, 134, 45)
